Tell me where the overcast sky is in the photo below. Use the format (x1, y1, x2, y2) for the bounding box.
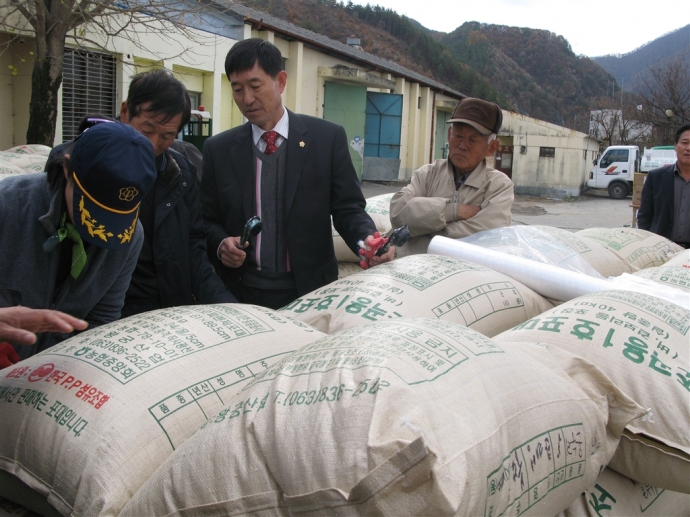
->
(349, 0, 688, 57)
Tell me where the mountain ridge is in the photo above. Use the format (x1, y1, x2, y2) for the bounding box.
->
(231, 0, 683, 133)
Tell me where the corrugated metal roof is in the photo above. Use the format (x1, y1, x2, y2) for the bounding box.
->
(215, 1, 465, 99)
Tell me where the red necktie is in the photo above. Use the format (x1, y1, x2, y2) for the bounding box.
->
(262, 130, 279, 155)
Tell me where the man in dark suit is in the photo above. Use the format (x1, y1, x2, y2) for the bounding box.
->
(201, 39, 394, 309)
(638, 123, 690, 249)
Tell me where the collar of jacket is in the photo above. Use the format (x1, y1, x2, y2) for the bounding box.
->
(158, 149, 182, 188)
(39, 176, 67, 236)
(449, 159, 487, 188)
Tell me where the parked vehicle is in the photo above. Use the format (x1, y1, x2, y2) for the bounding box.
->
(587, 145, 639, 199)
(587, 145, 678, 199)
(640, 146, 676, 172)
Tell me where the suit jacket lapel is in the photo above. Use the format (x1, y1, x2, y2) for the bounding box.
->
(230, 123, 255, 222)
(285, 110, 311, 217)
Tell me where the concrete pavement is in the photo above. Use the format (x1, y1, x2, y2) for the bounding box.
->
(360, 181, 637, 232)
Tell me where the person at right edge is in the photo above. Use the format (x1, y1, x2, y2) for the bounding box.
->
(637, 123, 690, 249)
(390, 97, 514, 256)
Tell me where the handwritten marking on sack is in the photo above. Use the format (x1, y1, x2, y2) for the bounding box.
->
(485, 424, 587, 517)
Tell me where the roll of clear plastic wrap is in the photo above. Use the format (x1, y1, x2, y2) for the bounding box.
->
(428, 236, 690, 309)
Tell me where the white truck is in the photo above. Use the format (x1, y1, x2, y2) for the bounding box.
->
(587, 145, 677, 199)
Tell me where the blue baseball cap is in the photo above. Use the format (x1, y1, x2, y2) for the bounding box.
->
(70, 123, 156, 249)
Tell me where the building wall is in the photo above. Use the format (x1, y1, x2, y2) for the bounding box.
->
(2, 14, 460, 179)
(2, 14, 235, 148)
(1, 35, 35, 150)
(501, 111, 600, 198)
(250, 29, 455, 180)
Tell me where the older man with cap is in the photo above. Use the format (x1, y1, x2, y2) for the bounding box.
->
(0, 123, 157, 362)
(390, 97, 514, 256)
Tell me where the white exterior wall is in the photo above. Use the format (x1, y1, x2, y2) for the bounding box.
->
(502, 111, 600, 198)
(2, 14, 236, 148)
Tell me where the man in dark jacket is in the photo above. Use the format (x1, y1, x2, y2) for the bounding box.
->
(638, 123, 690, 248)
(201, 39, 394, 309)
(119, 69, 237, 315)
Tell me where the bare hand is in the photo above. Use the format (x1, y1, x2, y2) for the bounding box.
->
(219, 236, 247, 268)
(368, 245, 396, 267)
(0, 306, 88, 345)
(458, 204, 481, 220)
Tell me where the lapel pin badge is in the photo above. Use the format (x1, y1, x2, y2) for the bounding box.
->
(299, 141, 306, 148)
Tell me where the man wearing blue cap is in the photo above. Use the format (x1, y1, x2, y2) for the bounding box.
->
(0, 123, 157, 361)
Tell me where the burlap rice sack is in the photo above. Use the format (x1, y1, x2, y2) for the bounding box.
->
(556, 467, 690, 516)
(4, 144, 51, 156)
(334, 193, 394, 262)
(665, 249, 690, 268)
(524, 226, 635, 277)
(633, 265, 690, 294)
(0, 160, 25, 179)
(576, 228, 683, 271)
(281, 254, 553, 337)
(0, 152, 47, 171)
(21, 163, 47, 173)
(338, 261, 364, 279)
(121, 319, 643, 517)
(0, 304, 324, 516)
(494, 290, 690, 492)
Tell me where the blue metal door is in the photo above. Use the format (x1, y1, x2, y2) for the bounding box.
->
(365, 92, 402, 159)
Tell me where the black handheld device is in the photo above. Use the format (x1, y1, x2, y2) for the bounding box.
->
(376, 225, 411, 256)
(237, 216, 262, 248)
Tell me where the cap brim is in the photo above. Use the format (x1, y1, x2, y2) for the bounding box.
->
(447, 118, 493, 135)
(72, 177, 140, 250)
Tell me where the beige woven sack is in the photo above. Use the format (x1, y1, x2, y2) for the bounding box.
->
(0, 152, 47, 170)
(338, 261, 364, 279)
(4, 144, 52, 156)
(281, 254, 553, 337)
(21, 163, 47, 173)
(556, 467, 690, 516)
(529, 226, 635, 277)
(665, 249, 690, 268)
(122, 319, 643, 517)
(0, 160, 25, 179)
(494, 290, 690, 492)
(633, 265, 690, 293)
(334, 193, 394, 262)
(576, 228, 683, 271)
(0, 304, 324, 517)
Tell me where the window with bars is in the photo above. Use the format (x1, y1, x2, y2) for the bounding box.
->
(61, 48, 117, 142)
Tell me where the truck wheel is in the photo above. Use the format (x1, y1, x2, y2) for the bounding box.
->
(608, 182, 629, 200)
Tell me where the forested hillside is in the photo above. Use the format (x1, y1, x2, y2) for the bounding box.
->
(594, 25, 690, 91)
(234, 0, 618, 132)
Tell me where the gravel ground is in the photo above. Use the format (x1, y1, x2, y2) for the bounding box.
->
(360, 181, 637, 232)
